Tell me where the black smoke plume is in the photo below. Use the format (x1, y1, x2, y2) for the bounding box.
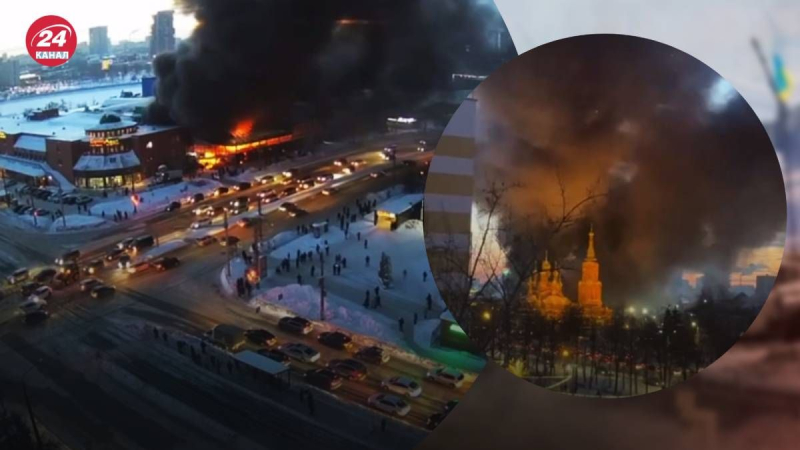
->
(146, 0, 512, 143)
(473, 35, 786, 306)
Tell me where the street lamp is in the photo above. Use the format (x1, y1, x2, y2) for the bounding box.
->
(482, 310, 491, 321)
(627, 306, 636, 315)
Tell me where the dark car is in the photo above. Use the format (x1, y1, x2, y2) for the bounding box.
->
(130, 235, 155, 253)
(305, 369, 343, 391)
(24, 310, 50, 325)
(219, 236, 240, 247)
(91, 285, 116, 299)
(426, 412, 447, 430)
(356, 346, 390, 365)
(317, 331, 353, 350)
(21, 281, 44, 297)
(237, 182, 252, 191)
(257, 348, 290, 366)
(55, 249, 81, 266)
(33, 268, 57, 284)
(105, 247, 125, 262)
(245, 329, 277, 347)
(288, 208, 307, 218)
(279, 187, 297, 198)
(153, 257, 181, 271)
(83, 258, 104, 275)
(328, 359, 368, 381)
(278, 316, 313, 335)
(192, 193, 205, 203)
(214, 187, 230, 196)
(165, 201, 181, 212)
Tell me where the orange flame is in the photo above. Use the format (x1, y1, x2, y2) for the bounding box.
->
(231, 119, 254, 141)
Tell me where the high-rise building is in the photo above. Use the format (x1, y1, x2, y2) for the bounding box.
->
(89, 26, 111, 56)
(0, 55, 20, 89)
(150, 10, 176, 57)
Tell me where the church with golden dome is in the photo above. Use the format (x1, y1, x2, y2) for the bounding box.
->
(527, 226, 613, 323)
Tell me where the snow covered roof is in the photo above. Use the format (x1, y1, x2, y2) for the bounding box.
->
(0, 111, 178, 141)
(73, 150, 141, 172)
(377, 194, 424, 215)
(0, 155, 46, 177)
(14, 134, 47, 152)
(85, 120, 138, 132)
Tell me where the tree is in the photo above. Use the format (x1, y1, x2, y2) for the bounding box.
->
(378, 252, 393, 288)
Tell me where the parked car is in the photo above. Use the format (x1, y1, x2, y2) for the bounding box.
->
(91, 285, 116, 299)
(355, 346, 390, 365)
(426, 412, 446, 430)
(305, 369, 343, 391)
(370, 170, 388, 179)
(127, 261, 150, 274)
(280, 343, 321, 363)
(367, 393, 410, 417)
(33, 268, 57, 284)
(278, 316, 314, 335)
(317, 331, 353, 350)
(425, 368, 465, 388)
(31, 286, 52, 300)
(219, 236, 240, 247)
(52, 270, 78, 288)
(20, 298, 47, 314)
(165, 201, 181, 212)
(84, 259, 104, 275)
(62, 195, 78, 205)
(381, 376, 422, 398)
(7, 268, 30, 285)
(20, 281, 44, 297)
(196, 235, 218, 247)
(80, 278, 104, 292)
(24, 310, 50, 325)
(153, 257, 181, 271)
(328, 359, 368, 381)
(75, 195, 93, 205)
(257, 348, 290, 366)
(245, 329, 277, 347)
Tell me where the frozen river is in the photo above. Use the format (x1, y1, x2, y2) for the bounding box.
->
(0, 82, 142, 117)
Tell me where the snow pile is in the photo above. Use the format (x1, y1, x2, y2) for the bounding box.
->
(48, 214, 108, 232)
(249, 284, 405, 345)
(90, 179, 221, 217)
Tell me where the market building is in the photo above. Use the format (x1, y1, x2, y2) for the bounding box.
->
(0, 109, 190, 190)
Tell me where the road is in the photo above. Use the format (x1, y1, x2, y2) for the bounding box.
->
(0, 133, 473, 449)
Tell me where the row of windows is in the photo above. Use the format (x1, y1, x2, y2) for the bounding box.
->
(87, 146, 131, 155)
(87, 127, 137, 139)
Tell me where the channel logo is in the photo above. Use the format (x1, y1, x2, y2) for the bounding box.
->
(25, 15, 77, 67)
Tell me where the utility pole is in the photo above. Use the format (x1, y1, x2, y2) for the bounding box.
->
(0, 168, 8, 206)
(59, 187, 66, 228)
(22, 382, 43, 450)
(223, 207, 231, 276)
(319, 276, 326, 321)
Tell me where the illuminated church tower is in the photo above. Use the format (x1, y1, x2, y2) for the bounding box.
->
(528, 251, 571, 320)
(578, 225, 612, 322)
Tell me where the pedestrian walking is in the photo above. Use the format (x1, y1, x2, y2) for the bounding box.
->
(374, 293, 381, 309)
(364, 239, 368, 249)
(342, 257, 347, 269)
(423, 271, 428, 282)
(325, 246, 329, 256)
(365, 255, 370, 267)
(256, 306, 261, 314)
(357, 231, 361, 241)
(311, 265, 316, 277)
(374, 286, 380, 296)
(426, 293, 433, 311)
(297, 274, 303, 284)
(398, 317, 404, 332)
(403, 269, 407, 279)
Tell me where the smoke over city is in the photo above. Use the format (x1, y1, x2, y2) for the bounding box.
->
(473, 35, 786, 305)
(146, 0, 509, 142)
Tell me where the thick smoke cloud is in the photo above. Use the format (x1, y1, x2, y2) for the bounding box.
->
(473, 35, 786, 305)
(147, 0, 509, 143)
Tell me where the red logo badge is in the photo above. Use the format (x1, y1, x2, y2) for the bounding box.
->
(26, 16, 77, 67)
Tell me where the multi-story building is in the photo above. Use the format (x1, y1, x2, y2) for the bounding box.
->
(0, 109, 190, 190)
(0, 55, 20, 89)
(150, 11, 176, 57)
(89, 26, 111, 57)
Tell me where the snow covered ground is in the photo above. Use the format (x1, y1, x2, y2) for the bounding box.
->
(48, 214, 109, 232)
(89, 179, 222, 218)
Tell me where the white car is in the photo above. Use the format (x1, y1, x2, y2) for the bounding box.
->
(425, 368, 465, 388)
(280, 343, 320, 363)
(20, 298, 47, 314)
(381, 376, 423, 398)
(6, 268, 29, 285)
(31, 286, 52, 300)
(193, 205, 214, 216)
(368, 393, 411, 417)
(190, 218, 212, 229)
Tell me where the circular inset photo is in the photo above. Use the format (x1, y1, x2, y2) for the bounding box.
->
(423, 34, 786, 397)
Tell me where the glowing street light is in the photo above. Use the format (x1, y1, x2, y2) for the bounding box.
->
(482, 310, 492, 321)
(627, 306, 636, 314)
(642, 308, 649, 315)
